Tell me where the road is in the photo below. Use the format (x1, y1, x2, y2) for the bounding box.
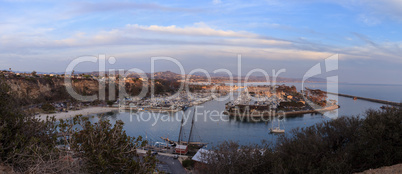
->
(156, 155, 187, 174)
(137, 149, 188, 174)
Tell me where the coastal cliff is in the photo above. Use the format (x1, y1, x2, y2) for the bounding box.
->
(5, 77, 99, 105)
(3, 77, 178, 105)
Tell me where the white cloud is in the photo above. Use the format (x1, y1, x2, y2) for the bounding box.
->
(0, 22, 292, 49)
(212, 0, 222, 5)
(125, 23, 257, 38)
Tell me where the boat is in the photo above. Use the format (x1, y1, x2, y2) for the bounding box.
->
(270, 127, 285, 133)
(182, 105, 189, 111)
(159, 137, 176, 146)
(161, 109, 207, 148)
(270, 117, 285, 133)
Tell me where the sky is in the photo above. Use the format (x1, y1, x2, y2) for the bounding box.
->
(0, 0, 402, 84)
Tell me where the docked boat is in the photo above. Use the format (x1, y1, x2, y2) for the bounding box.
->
(161, 108, 207, 148)
(270, 116, 285, 133)
(270, 127, 285, 133)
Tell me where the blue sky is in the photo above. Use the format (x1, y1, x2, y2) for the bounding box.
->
(0, 0, 402, 84)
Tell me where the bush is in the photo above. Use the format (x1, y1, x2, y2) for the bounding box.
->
(0, 78, 157, 173)
(275, 116, 363, 173)
(59, 116, 157, 173)
(274, 108, 401, 173)
(203, 107, 401, 174)
(182, 157, 195, 169)
(348, 108, 402, 172)
(106, 100, 115, 107)
(200, 141, 275, 174)
(41, 103, 55, 113)
(0, 78, 68, 172)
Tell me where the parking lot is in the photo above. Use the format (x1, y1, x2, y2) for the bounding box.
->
(156, 155, 187, 174)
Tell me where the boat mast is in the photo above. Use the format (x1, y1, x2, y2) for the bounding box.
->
(187, 108, 196, 145)
(271, 106, 274, 129)
(278, 117, 280, 128)
(178, 114, 184, 144)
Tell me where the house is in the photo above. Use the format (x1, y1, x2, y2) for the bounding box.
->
(192, 149, 214, 172)
(192, 149, 212, 164)
(175, 145, 188, 154)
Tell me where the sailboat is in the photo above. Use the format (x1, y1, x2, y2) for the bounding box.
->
(161, 109, 207, 148)
(270, 117, 285, 133)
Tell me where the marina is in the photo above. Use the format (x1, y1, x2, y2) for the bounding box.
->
(79, 83, 391, 149)
(116, 92, 225, 113)
(224, 85, 339, 118)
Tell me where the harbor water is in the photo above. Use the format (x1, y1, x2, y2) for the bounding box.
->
(84, 83, 401, 148)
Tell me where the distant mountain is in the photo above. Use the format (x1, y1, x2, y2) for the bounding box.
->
(4, 69, 326, 83)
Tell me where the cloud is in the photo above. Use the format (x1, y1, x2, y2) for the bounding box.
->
(0, 22, 293, 50)
(362, 0, 402, 21)
(323, 0, 402, 22)
(351, 32, 402, 60)
(125, 23, 257, 38)
(69, 1, 203, 15)
(212, 0, 222, 5)
(0, 20, 401, 69)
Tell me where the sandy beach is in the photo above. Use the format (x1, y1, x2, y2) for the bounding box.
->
(37, 107, 119, 120)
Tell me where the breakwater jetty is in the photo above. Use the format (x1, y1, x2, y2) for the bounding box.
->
(326, 92, 401, 107)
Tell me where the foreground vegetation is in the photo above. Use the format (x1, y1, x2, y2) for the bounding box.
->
(199, 107, 402, 174)
(0, 79, 157, 173)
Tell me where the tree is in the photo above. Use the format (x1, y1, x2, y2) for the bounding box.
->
(275, 116, 363, 173)
(199, 141, 275, 174)
(202, 107, 402, 174)
(59, 116, 157, 173)
(31, 71, 37, 77)
(0, 78, 158, 173)
(0, 78, 72, 173)
(83, 74, 91, 79)
(41, 103, 55, 113)
(106, 100, 115, 107)
(347, 108, 402, 172)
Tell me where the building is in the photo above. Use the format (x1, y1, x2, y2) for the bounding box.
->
(192, 149, 214, 172)
(175, 145, 188, 154)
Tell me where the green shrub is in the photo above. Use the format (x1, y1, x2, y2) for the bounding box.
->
(0, 78, 62, 172)
(0, 78, 157, 173)
(59, 116, 157, 173)
(106, 100, 115, 107)
(204, 107, 401, 174)
(41, 103, 55, 113)
(182, 157, 195, 169)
